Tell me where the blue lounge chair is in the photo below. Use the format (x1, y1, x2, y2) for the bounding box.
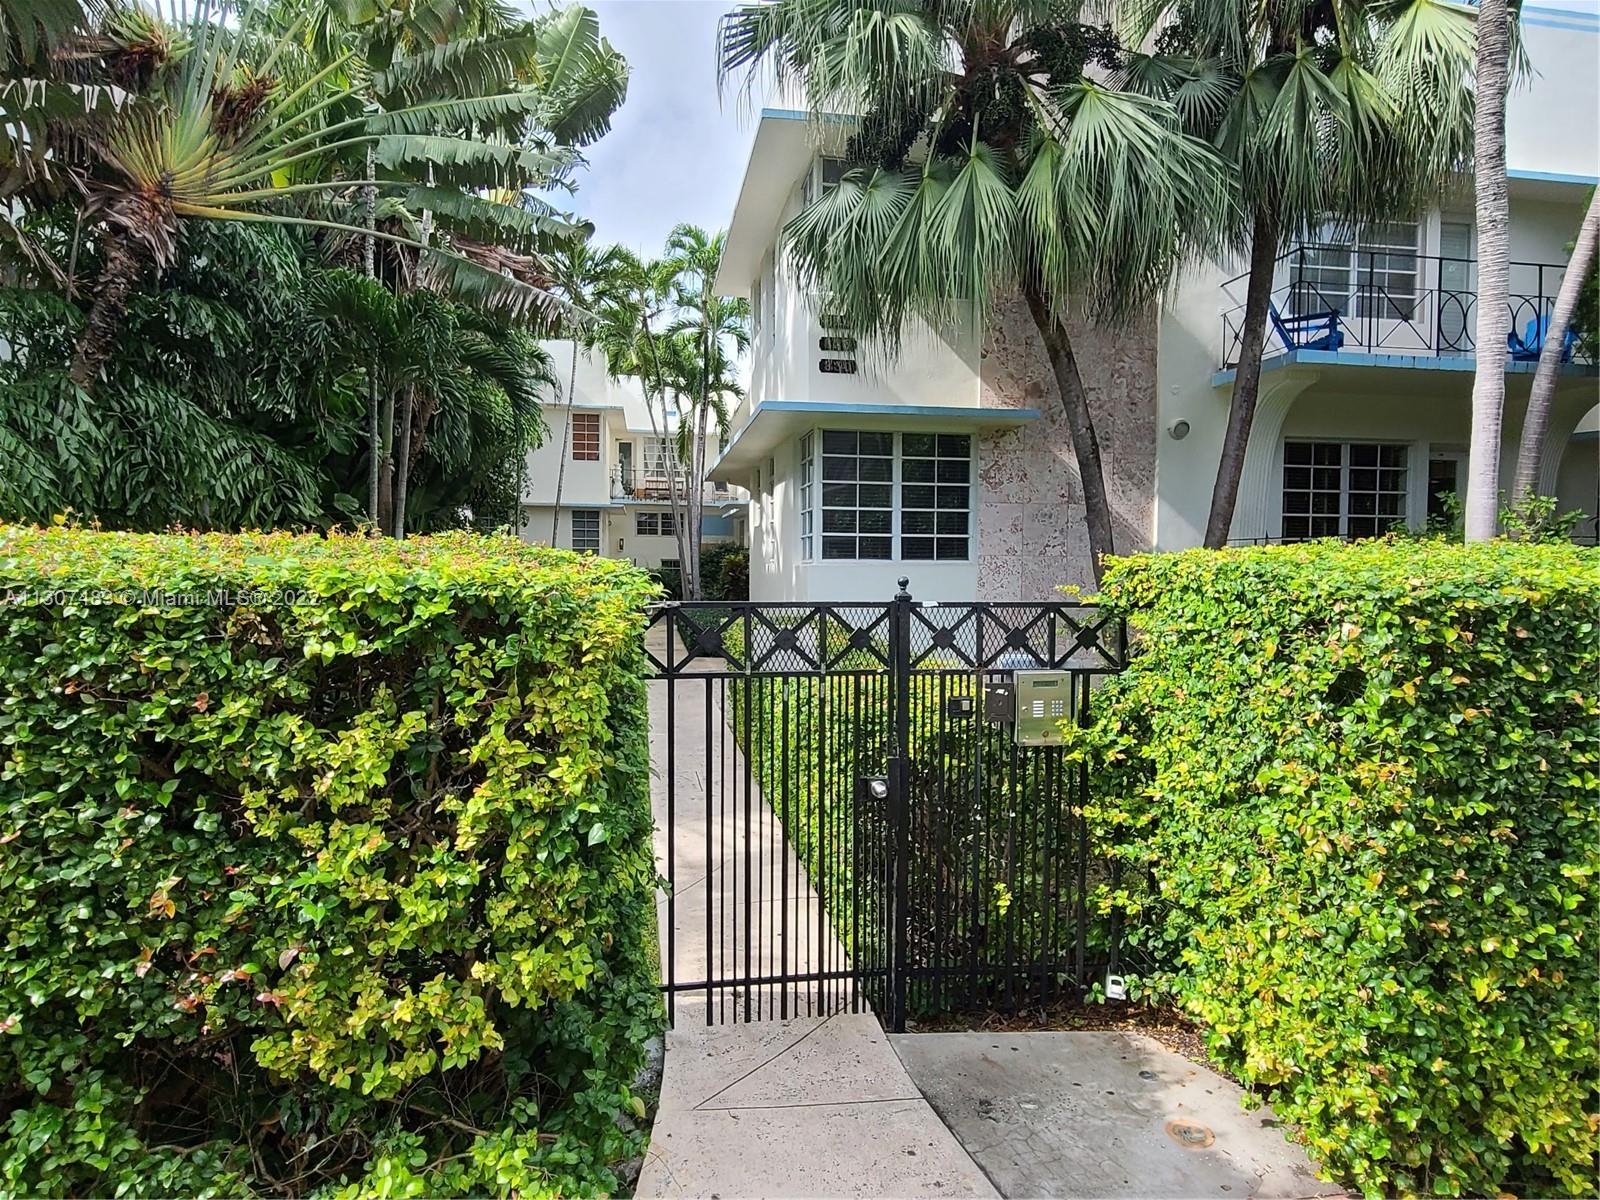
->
(1270, 303, 1345, 352)
(1507, 314, 1577, 362)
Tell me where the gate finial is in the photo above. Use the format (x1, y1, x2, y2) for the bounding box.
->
(896, 577, 911, 599)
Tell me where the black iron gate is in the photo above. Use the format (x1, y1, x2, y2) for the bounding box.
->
(642, 581, 1126, 1033)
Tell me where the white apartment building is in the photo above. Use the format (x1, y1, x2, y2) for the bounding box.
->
(518, 342, 745, 570)
(708, 6, 1600, 603)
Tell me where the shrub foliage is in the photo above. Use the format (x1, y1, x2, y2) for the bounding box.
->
(1077, 541, 1598, 1197)
(0, 527, 661, 1197)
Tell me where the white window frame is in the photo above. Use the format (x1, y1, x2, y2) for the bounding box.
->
(818, 430, 896, 561)
(570, 509, 601, 554)
(1291, 221, 1421, 322)
(798, 431, 815, 561)
(899, 432, 975, 562)
(799, 429, 974, 562)
(570, 411, 600, 461)
(635, 510, 676, 537)
(1279, 440, 1410, 541)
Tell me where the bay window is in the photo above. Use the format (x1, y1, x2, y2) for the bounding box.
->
(803, 430, 972, 561)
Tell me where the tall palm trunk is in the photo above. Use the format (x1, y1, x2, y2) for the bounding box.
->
(363, 148, 380, 528)
(377, 389, 396, 533)
(1513, 190, 1600, 504)
(393, 384, 415, 539)
(390, 174, 433, 542)
(687, 394, 712, 599)
(1465, 0, 1514, 542)
(1022, 287, 1114, 585)
(638, 316, 694, 591)
(1205, 207, 1280, 548)
(69, 234, 145, 390)
(358, 147, 376, 531)
(550, 341, 579, 543)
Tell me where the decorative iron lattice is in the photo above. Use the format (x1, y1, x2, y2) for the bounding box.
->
(642, 600, 1123, 677)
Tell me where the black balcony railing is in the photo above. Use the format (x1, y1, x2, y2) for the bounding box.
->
(1220, 245, 1589, 368)
(612, 465, 736, 502)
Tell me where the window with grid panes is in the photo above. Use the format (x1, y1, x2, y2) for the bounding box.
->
(820, 430, 894, 559)
(570, 509, 600, 553)
(900, 433, 971, 559)
(1289, 222, 1419, 321)
(570, 412, 600, 461)
(1281, 441, 1408, 540)
(798, 432, 815, 560)
(635, 511, 676, 537)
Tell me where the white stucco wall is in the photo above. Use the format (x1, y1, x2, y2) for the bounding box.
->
(727, 13, 1598, 596)
(518, 504, 614, 551)
(738, 169, 982, 429)
(1507, 11, 1600, 181)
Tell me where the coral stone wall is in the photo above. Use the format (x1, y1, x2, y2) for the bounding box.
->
(977, 300, 1157, 599)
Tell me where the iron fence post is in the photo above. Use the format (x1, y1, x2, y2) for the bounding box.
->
(888, 577, 913, 1034)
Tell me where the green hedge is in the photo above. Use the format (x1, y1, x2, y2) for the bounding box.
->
(0, 527, 662, 1197)
(1076, 541, 1598, 1197)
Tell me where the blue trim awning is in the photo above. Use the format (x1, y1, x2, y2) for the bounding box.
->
(709, 400, 1043, 478)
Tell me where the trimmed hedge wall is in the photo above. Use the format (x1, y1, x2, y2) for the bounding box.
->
(0, 527, 661, 1197)
(1077, 541, 1598, 1198)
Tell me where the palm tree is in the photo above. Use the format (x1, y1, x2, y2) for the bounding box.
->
(595, 250, 699, 577)
(43, 2, 580, 388)
(1121, 0, 1479, 547)
(1511, 193, 1598, 509)
(546, 237, 627, 543)
(666, 223, 750, 599)
(3, 0, 623, 432)
(211, 0, 621, 534)
(307, 264, 552, 535)
(1465, 0, 1514, 541)
(345, 1, 626, 536)
(719, 0, 1233, 581)
(0, 0, 124, 282)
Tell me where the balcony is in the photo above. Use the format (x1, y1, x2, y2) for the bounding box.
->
(1219, 246, 1590, 369)
(611, 466, 736, 504)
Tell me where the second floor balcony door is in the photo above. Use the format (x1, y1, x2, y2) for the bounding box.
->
(1286, 221, 1423, 353)
(1438, 221, 1474, 352)
(618, 441, 635, 494)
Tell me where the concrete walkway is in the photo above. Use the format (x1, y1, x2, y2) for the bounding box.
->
(893, 1032, 1342, 1199)
(637, 640, 996, 1199)
(638, 1012, 997, 1199)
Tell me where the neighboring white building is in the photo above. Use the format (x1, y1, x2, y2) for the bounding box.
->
(519, 342, 746, 571)
(709, 6, 1600, 603)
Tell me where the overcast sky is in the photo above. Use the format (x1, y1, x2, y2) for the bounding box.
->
(558, 0, 766, 257)
(549, 0, 1600, 259)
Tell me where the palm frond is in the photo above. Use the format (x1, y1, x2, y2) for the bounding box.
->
(400, 185, 583, 249)
(374, 131, 575, 190)
(371, 24, 544, 104)
(1, 0, 92, 70)
(533, 3, 628, 147)
(417, 241, 567, 326)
